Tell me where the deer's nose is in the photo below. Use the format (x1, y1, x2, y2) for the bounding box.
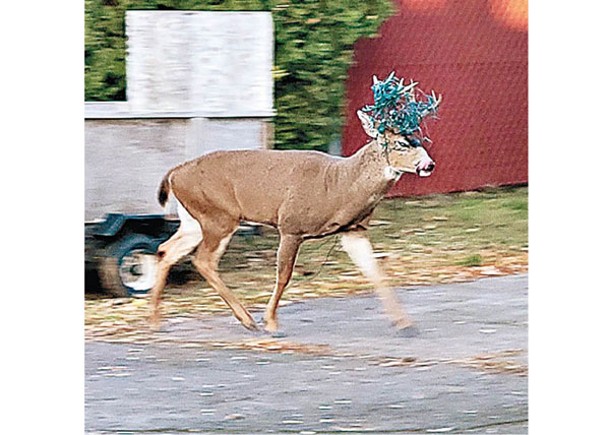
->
(417, 160, 435, 173)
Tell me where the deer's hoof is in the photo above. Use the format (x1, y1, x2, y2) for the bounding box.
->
(149, 320, 170, 334)
(149, 314, 162, 330)
(241, 319, 260, 332)
(262, 317, 279, 333)
(262, 321, 286, 338)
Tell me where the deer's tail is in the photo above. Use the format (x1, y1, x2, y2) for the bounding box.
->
(157, 170, 173, 208)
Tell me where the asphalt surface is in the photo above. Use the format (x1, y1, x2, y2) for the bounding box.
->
(85, 274, 528, 434)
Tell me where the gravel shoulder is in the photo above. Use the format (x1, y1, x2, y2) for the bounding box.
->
(86, 274, 528, 434)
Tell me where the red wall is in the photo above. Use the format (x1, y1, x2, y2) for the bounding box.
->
(342, 0, 528, 196)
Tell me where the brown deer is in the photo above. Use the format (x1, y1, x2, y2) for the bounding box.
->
(150, 109, 436, 334)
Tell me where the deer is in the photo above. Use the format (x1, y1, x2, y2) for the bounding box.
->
(149, 71, 441, 335)
(149, 107, 437, 335)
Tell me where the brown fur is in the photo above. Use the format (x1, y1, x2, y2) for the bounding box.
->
(149, 129, 434, 333)
(169, 144, 394, 237)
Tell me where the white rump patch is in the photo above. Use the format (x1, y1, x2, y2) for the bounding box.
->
(173, 200, 203, 253)
(156, 200, 203, 264)
(177, 201, 202, 235)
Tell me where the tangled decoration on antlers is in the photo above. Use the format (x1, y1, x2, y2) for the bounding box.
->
(361, 71, 441, 145)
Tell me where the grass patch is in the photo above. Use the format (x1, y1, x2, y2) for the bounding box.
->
(456, 254, 484, 267)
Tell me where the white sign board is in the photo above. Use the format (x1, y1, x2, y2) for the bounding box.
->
(125, 11, 274, 117)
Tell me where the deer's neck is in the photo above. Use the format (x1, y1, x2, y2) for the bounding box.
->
(323, 141, 400, 217)
(346, 141, 399, 192)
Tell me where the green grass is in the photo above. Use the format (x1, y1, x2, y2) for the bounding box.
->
(364, 186, 527, 251)
(456, 254, 484, 267)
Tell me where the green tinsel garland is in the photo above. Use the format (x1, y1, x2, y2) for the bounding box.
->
(361, 71, 441, 144)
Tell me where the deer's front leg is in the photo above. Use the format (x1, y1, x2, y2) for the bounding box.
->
(341, 232, 414, 330)
(264, 234, 302, 333)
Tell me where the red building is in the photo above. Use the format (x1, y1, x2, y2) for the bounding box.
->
(342, 0, 528, 196)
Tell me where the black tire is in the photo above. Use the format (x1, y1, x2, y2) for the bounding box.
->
(98, 233, 161, 297)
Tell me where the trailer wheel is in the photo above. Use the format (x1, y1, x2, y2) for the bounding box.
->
(99, 234, 161, 297)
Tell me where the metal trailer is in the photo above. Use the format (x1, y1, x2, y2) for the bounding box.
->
(85, 11, 274, 297)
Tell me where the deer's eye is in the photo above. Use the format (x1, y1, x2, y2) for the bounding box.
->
(395, 139, 411, 149)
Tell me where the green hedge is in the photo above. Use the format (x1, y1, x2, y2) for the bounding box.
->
(85, 0, 394, 151)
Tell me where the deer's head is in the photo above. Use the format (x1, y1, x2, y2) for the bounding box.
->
(357, 110, 436, 177)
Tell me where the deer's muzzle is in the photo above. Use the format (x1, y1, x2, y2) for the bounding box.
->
(416, 159, 435, 177)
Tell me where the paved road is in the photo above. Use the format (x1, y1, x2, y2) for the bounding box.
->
(85, 274, 528, 434)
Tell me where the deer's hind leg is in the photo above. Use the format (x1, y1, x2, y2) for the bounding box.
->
(150, 203, 203, 326)
(192, 215, 258, 331)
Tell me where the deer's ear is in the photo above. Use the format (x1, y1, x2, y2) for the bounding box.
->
(357, 110, 378, 138)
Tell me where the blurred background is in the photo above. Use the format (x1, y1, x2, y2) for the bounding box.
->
(84, 0, 528, 329)
(343, 0, 527, 196)
(85, 0, 528, 200)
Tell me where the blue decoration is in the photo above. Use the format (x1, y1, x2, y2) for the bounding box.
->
(362, 71, 440, 144)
